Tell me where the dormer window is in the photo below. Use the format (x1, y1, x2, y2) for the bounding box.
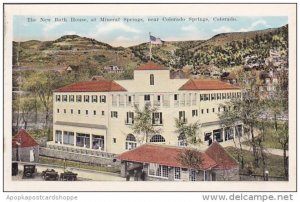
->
(150, 74, 154, 85)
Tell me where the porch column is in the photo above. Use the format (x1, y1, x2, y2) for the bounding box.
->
(222, 128, 225, 142)
(120, 161, 128, 178)
(74, 133, 77, 146)
(233, 126, 236, 139)
(89, 134, 92, 149)
(61, 131, 64, 145)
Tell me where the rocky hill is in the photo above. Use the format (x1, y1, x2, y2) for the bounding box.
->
(13, 25, 288, 73)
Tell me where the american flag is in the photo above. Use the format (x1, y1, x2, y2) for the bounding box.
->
(150, 35, 163, 45)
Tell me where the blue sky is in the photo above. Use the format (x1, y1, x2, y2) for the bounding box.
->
(13, 16, 288, 47)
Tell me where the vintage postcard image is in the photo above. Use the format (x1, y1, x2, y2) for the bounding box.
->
(3, 4, 297, 191)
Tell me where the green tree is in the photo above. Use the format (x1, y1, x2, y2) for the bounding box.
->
(131, 105, 162, 144)
(174, 118, 201, 145)
(219, 71, 263, 168)
(177, 148, 203, 170)
(19, 96, 36, 129)
(22, 71, 63, 139)
(274, 121, 288, 178)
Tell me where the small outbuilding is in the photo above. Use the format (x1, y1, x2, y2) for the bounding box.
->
(117, 142, 239, 181)
(12, 129, 39, 163)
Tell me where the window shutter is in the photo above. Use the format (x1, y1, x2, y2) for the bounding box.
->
(160, 112, 162, 124)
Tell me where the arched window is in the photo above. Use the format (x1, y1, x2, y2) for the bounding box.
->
(150, 134, 165, 143)
(150, 74, 154, 85)
(178, 133, 187, 147)
(125, 134, 137, 150)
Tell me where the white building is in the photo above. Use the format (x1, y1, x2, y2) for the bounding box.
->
(52, 63, 242, 154)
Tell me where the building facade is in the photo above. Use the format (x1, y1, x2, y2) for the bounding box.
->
(52, 63, 242, 154)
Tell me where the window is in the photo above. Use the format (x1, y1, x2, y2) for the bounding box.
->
(150, 135, 165, 143)
(224, 127, 234, 141)
(144, 94, 150, 101)
(218, 107, 220, 112)
(189, 170, 196, 181)
(62, 95, 67, 102)
(211, 94, 216, 100)
(92, 135, 104, 150)
(125, 134, 137, 150)
(71, 109, 73, 114)
(113, 138, 117, 143)
(148, 163, 169, 178)
(84, 95, 89, 102)
(85, 110, 88, 115)
(76, 133, 90, 148)
(207, 109, 209, 113)
(102, 111, 105, 116)
(57, 109, 60, 113)
(212, 108, 215, 113)
(222, 93, 226, 99)
(200, 94, 204, 101)
(76, 95, 82, 102)
(179, 111, 186, 122)
(201, 109, 204, 114)
(174, 167, 181, 180)
(69, 95, 74, 102)
(93, 110, 96, 115)
(126, 112, 134, 124)
(63, 131, 74, 145)
(55, 130, 62, 144)
(100, 95, 106, 103)
(152, 112, 163, 125)
(92, 95, 98, 103)
(56, 95, 61, 102)
(192, 110, 198, 117)
(78, 110, 81, 114)
(178, 133, 187, 147)
(213, 129, 223, 142)
(174, 94, 178, 101)
(64, 109, 66, 114)
(150, 74, 154, 85)
(111, 111, 118, 118)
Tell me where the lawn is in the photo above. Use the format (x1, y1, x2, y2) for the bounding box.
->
(225, 146, 286, 177)
(39, 156, 120, 174)
(242, 124, 287, 150)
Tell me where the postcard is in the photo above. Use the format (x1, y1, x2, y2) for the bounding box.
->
(3, 3, 297, 191)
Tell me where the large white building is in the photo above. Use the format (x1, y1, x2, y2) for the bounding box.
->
(52, 63, 243, 154)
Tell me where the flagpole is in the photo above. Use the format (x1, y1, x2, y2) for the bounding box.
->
(149, 32, 152, 61)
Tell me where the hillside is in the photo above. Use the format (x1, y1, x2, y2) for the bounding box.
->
(13, 25, 288, 73)
(13, 35, 141, 71)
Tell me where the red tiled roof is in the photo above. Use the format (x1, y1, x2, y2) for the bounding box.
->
(117, 144, 217, 170)
(205, 142, 239, 170)
(136, 62, 169, 70)
(179, 79, 240, 91)
(12, 129, 39, 148)
(54, 80, 127, 92)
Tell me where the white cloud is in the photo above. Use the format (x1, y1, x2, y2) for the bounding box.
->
(63, 31, 78, 35)
(238, 20, 270, 32)
(251, 20, 268, 27)
(181, 25, 198, 32)
(43, 22, 63, 32)
(95, 22, 141, 34)
(110, 35, 142, 47)
(212, 26, 233, 33)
